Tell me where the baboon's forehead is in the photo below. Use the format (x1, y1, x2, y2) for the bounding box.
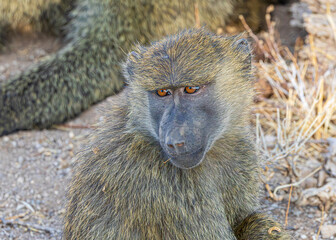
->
(132, 31, 236, 90)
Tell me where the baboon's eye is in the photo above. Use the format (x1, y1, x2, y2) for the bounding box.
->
(184, 86, 200, 94)
(156, 89, 171, 97)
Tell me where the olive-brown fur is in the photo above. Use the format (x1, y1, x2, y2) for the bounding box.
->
(64, 29, 291, 240)
(0, 0, 73, 48)
(0, 0, 284, 136)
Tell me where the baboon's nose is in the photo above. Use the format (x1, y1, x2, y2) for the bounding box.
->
(167, 141, 185, 149)
(166, 134, 186, 154)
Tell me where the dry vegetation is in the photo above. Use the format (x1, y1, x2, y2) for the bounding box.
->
(241, 4, 336, 235)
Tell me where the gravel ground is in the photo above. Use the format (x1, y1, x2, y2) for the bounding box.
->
(0, 12, 335, 240)
(0, 99, 105, 239)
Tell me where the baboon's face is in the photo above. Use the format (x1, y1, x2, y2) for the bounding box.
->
(123, 30, 252, 169)
(147, 84, 221, 169)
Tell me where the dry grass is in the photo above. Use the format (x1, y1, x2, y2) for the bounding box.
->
(241, 6, 336, 207)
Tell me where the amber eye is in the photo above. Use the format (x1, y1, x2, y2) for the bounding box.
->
(156, 89, 171, 97)
(184, 86, 200, 94)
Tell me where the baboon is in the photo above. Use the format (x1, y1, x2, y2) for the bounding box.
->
(64, 29, 291, 240)
(0, 0, 284, 136)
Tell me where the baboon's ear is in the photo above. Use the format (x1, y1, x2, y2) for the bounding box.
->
(123, 50, 142, 81)
(123, 44, 148, 80)
(233, 38, 252, 66)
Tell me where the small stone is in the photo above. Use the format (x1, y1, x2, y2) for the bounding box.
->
(325, 159, 336, 176)
(300, 234, 307, 239)
(3, 136, 9, 142)
(293, 210, 302, 217)
(17, 156, 24, 164)
(302, 177, 317, 189)
(318, 170, 328, 187)
(69, 131, 75, 138)
(327, 138, 336, 156)
(321, 225, 336, 239)
(11, 141, 17, 147)
(34, 142, 43, 149)
(17, 177, 24, 184)
(59, 158, 69, 169)
(37, 147, 44, 153)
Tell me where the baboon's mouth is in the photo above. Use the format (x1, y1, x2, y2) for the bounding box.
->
(166, 148, 205, 169)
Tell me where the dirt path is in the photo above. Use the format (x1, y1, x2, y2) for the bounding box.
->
(0, 96, 104, 239)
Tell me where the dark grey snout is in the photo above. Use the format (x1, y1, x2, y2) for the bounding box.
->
(147, 84, 220, 169)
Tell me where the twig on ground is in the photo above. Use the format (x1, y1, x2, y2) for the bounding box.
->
(316, 205, 324, 239)
(273, 166, 322, 198)
(285, 185, 293, 226)
(0, 217, 60, 234)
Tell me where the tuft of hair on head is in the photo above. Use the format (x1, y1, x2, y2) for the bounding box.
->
(123, 28, 253, 90)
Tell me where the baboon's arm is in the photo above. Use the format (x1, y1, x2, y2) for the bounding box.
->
(234, 213, 292, 240)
